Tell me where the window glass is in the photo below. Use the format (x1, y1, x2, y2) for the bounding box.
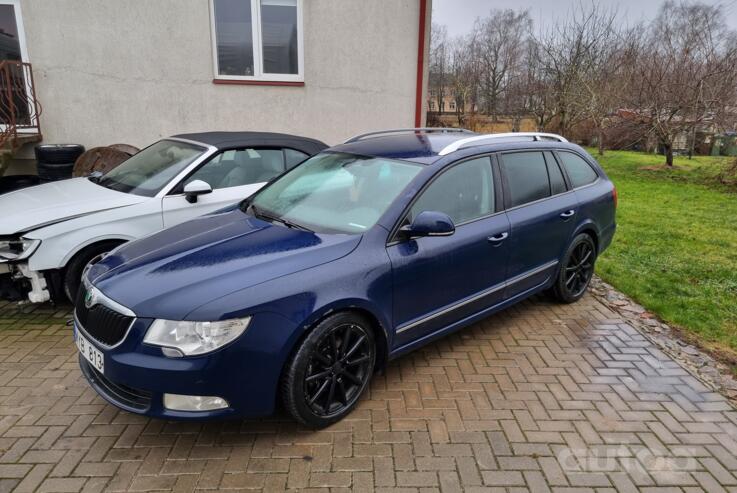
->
(410, 157, 494, 225)
(559, 152, 599, 188)
(213, 0, 254, 76)
(97, 140, 205, 197)
(261, 0, 299, 74)
(186, 148, 285, 190)
(502, 152, 551, 207)
(250, 153, 422, 234)
(284, 148, 308, 169)
(545, 152, 567, 195)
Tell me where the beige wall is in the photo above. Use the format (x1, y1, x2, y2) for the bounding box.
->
(16, 0, 429, 160)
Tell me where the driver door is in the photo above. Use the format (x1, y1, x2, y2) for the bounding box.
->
(387, 156, 511, 348)
(162, 148, 296, 228)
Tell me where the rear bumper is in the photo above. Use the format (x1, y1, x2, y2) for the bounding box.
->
(599, 222, 616, 254)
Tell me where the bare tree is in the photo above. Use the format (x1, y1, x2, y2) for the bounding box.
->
(429, 23, 450, 114)
(474, 10, 532, 121)
(628, 1, 737, 166)
(448, 34, 480, 127)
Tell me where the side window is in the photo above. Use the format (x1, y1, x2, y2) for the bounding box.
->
(284, 148, 309, 169)
(185, 148, 286, 190)
(545, 151, 567, 195)
(558, 152, 599, 188)
(409, 157, 494, 225)
(501, 152, 550, 208)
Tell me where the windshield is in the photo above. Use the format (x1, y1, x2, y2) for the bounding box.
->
(248, 152, 422, 234)
(96, 140, 206, 197)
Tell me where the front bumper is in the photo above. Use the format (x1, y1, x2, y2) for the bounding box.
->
(74, 311, 300, 420)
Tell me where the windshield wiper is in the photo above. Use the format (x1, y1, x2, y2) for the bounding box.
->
(249, 204, 313, 232)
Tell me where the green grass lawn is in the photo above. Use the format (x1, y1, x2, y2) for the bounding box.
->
(591, 149, 737, 355)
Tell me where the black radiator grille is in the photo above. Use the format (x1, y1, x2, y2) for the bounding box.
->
(75, 285, 134, 346)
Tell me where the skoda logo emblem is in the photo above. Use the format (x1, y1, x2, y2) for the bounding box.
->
(84, 288, 97, 309)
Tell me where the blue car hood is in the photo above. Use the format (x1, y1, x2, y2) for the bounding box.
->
(89, 209, 361, 319)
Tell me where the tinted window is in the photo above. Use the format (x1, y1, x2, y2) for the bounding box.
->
(285, 148, 309, 169)
(501, 152, 550, 207)
(559, 152, 599, 188)
(410, 157, 494, 225)
(186, 148, 285, 190)
(545, 152, 567, 195)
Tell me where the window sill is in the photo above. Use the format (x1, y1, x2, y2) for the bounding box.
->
(212, 79, 304, 87)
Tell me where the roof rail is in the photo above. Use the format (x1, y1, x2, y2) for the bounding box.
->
(344, 127, 475, 144)
(438, 132, 568, 156)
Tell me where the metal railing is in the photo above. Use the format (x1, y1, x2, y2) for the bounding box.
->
(0, 60, 41, 150)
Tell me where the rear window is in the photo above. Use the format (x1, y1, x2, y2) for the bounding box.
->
(501, 152, 550, 208)
(559, 152, 599, 188)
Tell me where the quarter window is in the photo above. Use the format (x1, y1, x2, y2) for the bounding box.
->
(409, 157, 494, 225)
(185, 148, 286, 190)
(558, 152, 599, 188)
(211, 0, 303, 82)
(501, 152, 550, 208)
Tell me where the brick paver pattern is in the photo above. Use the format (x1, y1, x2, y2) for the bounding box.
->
(2, 294, 737, 492)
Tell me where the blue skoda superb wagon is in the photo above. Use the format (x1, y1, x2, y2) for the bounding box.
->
(75, 129, 616, 427)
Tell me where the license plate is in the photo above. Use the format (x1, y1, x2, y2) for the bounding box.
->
(75, 326, 104, 373)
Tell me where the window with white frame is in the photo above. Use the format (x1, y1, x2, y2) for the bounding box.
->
(211, 0, 303, 82)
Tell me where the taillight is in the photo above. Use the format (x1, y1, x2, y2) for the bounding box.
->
(612, 186, 618, 208)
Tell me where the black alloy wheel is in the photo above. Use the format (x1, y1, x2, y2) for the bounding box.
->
(282, 313, 376, 428)
(549, 233, 597, 303)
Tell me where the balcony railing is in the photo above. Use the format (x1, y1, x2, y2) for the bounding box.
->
(0, 60, 41, 150)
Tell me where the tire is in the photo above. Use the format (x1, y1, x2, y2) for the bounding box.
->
(548, 233, 597, 304)
(63, 241, 123, 303)
(282, 312, 376, 428)
(37, 162, 75, 182)
(34, 144, 85, 165)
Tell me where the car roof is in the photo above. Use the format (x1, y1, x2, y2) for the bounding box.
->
(329, 130, 584, 165)
(171, 131, 328, 154)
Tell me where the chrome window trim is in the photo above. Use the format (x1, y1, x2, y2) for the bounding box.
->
(395, 260, 558, 334)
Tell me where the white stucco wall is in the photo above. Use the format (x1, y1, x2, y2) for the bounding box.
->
(16, 0, 429, 157)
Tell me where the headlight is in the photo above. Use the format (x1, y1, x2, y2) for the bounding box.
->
(143, 317, 251, 357)
(0, 238, 41, 261)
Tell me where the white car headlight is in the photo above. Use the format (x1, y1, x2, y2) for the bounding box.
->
(143, 317, 251, 357)
(0, 238, 41, 262)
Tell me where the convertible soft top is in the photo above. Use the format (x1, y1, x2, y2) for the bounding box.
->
(172, 131, 328, 155)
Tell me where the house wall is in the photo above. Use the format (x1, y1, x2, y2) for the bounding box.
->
(15, 0, 429, 162)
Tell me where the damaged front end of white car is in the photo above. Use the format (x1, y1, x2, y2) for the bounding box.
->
(0, 237, 51, 303)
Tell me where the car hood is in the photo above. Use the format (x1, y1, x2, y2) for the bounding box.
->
(89, 209, 361, 319)
(0, 178, 147, 235)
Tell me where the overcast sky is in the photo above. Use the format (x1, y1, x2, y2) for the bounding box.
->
(433, 0, 737, 38)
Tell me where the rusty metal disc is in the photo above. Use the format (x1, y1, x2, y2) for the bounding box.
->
(108, 143, 139, 156)
(73, 146, 134, 177)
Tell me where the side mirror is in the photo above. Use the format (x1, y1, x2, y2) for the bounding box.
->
(183, 180, 212, 203)
(399, 211, 455, 239)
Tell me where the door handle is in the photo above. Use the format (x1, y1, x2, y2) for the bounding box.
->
(487, 232, 508, 244)
(560, 210, 576, 219)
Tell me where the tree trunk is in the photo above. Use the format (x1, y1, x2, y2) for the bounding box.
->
(664, 142, 674, 167)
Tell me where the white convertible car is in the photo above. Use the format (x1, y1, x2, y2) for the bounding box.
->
(0, 132, 326, 303)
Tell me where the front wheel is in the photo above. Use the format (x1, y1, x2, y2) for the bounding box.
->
(548, 233, 597, 303)
(282, 312, 376, 428)
(63, 242, 122, 302)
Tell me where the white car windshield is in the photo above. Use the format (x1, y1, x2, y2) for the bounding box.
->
(248, 152, 422, 234)
(96, 140, 206, 197)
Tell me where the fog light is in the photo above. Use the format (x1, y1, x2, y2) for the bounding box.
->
(163, 393, 229, 411)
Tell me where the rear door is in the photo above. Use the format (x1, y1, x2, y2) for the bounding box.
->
(388, 156, 510, 348)
(162, 147, 300, 227)
(500, 150, 578, 298)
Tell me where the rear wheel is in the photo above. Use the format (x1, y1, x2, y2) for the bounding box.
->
(548, 233, 597, 303)
(282, 312, 375, 428)
(63, 241, 123, 302)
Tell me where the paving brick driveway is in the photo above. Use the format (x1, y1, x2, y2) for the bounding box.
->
(2, 294, 737, 493)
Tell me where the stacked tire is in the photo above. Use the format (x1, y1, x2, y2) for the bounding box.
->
(35, 144, 85, 182)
